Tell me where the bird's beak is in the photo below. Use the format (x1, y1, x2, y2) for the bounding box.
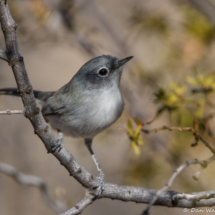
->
(118, 56, 133, 67)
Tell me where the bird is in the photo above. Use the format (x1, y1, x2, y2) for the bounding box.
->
(0, 55, 133, 195)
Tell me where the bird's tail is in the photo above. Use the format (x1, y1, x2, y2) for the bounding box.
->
(0, 88, 55, 102)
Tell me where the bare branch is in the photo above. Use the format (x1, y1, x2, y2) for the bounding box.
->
(0, 162, 67, 213)
(99, 183, 215, 208)
(197, 136, 215, 155)
(173, 191, 215, 202)
(60, 191, 94, 215)
(0, 48, 8, 62)
(142, 125, 215, 155)
(142, 125, 193, 134)
(0, 109, 24, 115)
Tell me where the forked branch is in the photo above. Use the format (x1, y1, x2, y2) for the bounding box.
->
(142, 156, 215, 215)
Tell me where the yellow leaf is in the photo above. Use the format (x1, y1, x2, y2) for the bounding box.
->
(166, 94, 179, 106)
(194, 101, 205, 119)
(186, 76, 198, 86)
(204, 73, 215, 87)
(211, 82, 215, 90)
(137, 134, 143, 146)
(134, 117, 143, 126)
(127, 118, 134, 136)
(131, 141, 141, 156)
(126, 118, 144, 156)
(134, 125, 142, 136)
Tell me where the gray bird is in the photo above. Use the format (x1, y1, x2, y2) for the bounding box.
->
(0, 55, 133, 195)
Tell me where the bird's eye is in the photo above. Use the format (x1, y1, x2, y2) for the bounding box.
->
(98, 68, 109, 77)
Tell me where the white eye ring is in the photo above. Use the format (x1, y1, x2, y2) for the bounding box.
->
(97, 67, 109, 77)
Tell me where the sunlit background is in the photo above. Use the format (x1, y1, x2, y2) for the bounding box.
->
(1, 0, 215, 214)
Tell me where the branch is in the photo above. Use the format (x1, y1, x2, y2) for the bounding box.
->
(99, 184, 215, 208)
(197, 135, 215, 155)
(60, 191, 94, 215)
(0, 48, 8, 61)
(193, 155, 215, 180)
(173, 191, 215, 202)
(142, 125, 215, 155)
(0, 109, 24, 115)
(0, 162, 67, 213)
(142, 156, 215, 215)
(142, 125, 193, 133)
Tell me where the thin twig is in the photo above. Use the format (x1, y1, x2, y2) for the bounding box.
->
(134, 117, 155, 127)
(60, 190, 94, 215)
(192, 155, 215, 180)
(142, 125, 193, 134)
(141, 157, 215, 215)
(142, 125, 215, 154)
(0, 162, 67, 213)
(198, 135, 215, 154)
(0, 109, 24, 115)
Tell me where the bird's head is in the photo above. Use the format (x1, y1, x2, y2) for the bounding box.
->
(73, 55, 133, 90)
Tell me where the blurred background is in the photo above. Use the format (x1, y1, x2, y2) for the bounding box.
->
(1, 0, 215, 214)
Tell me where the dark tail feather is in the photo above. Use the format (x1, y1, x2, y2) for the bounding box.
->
(0, 88, 55, 102)
(0, 88, 19, 96)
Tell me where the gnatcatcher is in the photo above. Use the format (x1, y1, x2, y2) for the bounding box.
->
(0, 55, 133, 195)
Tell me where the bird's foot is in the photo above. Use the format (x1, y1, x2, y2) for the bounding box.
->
(48, 132, 64, 153)
(92, 170, 105, 199)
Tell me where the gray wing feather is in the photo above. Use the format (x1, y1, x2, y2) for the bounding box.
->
(41, 83, 72, 116)
(41, 96, 67, 116)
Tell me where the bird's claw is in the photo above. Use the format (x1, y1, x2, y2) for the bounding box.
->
(92, 171, 105, 199)
(48, 142, 63, 153)
(48, 133, 63, 153)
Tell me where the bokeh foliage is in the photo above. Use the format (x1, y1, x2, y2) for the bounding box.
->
(123, 1, 215, 192)
(125, 69, 215, 190)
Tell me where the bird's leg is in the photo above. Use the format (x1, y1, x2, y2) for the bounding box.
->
(48, 130, 64, 153)
(84, 138, 104, 197)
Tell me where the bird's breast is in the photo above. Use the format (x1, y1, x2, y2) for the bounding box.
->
(48, 86, 124, 138)
(95, 87, 124, 127)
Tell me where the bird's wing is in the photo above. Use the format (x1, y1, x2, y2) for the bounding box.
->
(41, 82, 73, 117)
(41, 104, 66, 116)
(41, 94, 68, 116)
